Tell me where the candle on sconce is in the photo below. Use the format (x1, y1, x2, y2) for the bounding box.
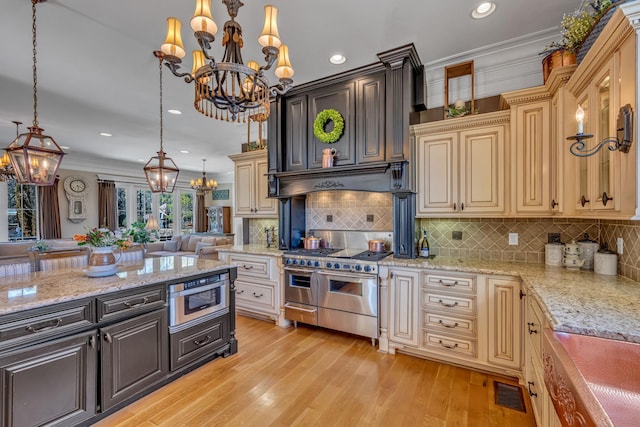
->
(575, 105, 585, 134)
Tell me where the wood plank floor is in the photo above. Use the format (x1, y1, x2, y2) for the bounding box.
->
(95, 315, 536, 427)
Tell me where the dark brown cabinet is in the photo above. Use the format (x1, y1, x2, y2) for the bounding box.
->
(0, 330, 97, 427)
(170, 314, 229, 371)
(285, 95, 308, 172)
(100, 309, 168, 411)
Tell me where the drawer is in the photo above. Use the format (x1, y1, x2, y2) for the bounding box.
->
(423, 272, 476, 294)
(0, 298, 95, 351)
(422, 291, 476, 316)
(97, 285, 166, 323)
(228, 254, 272, 280)
(422, 331, 477, 358)
(234, 280, 276, 312)
(423, 312, 476, 337)
(170, 313, 230, 371)
(526, 296, 544, 361)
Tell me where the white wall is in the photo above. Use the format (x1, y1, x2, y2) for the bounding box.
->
(57, 169, 100, 238)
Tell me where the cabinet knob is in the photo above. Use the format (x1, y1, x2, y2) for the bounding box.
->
(104, 332, 113, 344)
(580, 195, 590, 207)
(551, 199, 559, 209)
(461, 203, 465, 211)
(453, 203, 456, 211)
(602, 192, 613, 206)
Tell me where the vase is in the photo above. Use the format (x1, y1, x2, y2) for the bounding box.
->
(88, 246, 119, 272)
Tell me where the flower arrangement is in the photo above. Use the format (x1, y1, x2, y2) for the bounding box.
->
(74, 227, 131, 249)
(29, 240, 50, 252)
(540, 0, 614, 55)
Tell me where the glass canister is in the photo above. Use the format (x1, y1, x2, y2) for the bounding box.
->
(578, 233, 599, 270)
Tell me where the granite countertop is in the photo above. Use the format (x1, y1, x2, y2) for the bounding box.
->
(0, 256, 230, 316)
(217, 245, 284, 257)
(380, 256, 640, 344)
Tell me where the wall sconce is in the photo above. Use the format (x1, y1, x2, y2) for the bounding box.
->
(567, 104, 634, 157)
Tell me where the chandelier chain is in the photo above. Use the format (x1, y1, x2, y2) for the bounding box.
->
(31, 0, 38, 128)
(159, 56, 163, 152)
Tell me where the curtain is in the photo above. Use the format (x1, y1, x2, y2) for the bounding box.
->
(39, 177, 62, 239)
(196, 194, 207, 232)
(98, 180, 117, 231)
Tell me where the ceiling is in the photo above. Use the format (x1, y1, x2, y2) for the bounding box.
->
(0, 0, 581, 183)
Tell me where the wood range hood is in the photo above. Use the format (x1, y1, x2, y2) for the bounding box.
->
(267, 44, 425, 257)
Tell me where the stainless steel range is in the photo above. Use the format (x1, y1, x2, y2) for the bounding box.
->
(283, 231, 392, 345)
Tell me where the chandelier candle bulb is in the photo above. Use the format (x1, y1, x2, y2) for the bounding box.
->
(576, 105, 584, 134)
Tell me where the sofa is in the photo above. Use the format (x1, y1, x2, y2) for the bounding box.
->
(145, 235, 234, 260)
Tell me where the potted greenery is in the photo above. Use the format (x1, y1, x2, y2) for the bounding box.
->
(124, 221, 154, 244)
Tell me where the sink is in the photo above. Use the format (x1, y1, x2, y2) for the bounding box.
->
(543, 329, 640, 426)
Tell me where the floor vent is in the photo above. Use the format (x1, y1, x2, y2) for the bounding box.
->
(494, 381, 526, 412)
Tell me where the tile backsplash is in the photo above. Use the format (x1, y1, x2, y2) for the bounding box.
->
(306, 191, 393, 231)
(601, 220, 640, 282)
(247, 218, 278, 245)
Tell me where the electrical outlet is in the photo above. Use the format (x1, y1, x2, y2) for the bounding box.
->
(326, 215, 333, 223)
(508, 233, 519, 246)
(617, 237, 624, 254)
(366, 214, 374, 222)
(548, 233, 561, 244)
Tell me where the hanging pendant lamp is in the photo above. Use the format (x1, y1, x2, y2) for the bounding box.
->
(144, 51, 180, 193)
(4, 0, 65, 186)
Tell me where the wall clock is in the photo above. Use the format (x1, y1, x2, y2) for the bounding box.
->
(63, 176, 90, 223)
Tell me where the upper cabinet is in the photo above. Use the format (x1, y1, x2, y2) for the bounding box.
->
(565, 4, 639, 219)
(229, 150, 278, 218)
(413, 111, 509, 217)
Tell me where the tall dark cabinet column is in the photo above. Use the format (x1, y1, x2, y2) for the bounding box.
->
(393, 192, 416, 258)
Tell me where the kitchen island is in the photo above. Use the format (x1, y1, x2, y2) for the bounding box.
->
(0, 256, 237, 427)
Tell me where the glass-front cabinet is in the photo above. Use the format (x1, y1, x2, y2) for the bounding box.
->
(574, 56, 619, 213)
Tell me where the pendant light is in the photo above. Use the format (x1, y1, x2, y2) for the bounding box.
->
(144, 51, 180, 193)
(0, 122, 20, 182)
(4, 0, 65, 186)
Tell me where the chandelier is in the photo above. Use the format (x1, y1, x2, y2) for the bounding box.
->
(0, 122, 20, 182)
(191, 159, 218, 195)
(144, 52, 180, 193)
(4, 0, 64, 186)
(160, 0, 294, 122)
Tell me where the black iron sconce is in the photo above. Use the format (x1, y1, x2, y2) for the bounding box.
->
(567, 104, 634, 157)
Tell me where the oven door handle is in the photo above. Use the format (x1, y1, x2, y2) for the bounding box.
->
(170, 282, 225, 298)
(284, 268, 316, 275)
(284, 303, 317, 313)
(314, 270, 377, 280)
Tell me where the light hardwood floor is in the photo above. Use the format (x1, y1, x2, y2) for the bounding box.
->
(95, 315, 536, 427)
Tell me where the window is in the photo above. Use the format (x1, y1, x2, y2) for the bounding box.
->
(7, 181, 38, 241)
(136, 188, 152, 224)
(159, 193, 174, 232)
(117, 187, 127, 229)
(180, 192, 194, 234)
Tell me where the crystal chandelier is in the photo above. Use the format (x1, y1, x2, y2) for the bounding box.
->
(160, 0, 294, 122)
(144, 52, 180, 193)
(191, 159, 218, 195)
(4, 0, 64, 186)
(0, 122, 20, 182)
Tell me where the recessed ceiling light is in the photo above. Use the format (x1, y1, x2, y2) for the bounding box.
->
(60, 146, 70, 150)
(472, 2, 496, 19)
(99, 132, 112, 137)
(137, 159, 145, 162)
(180, 150, 190, 154)
(329, 54, 347, 65)
(168, 109, 182, 115)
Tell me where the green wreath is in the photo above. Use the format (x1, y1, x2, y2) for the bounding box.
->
(313, 109, 344, 143)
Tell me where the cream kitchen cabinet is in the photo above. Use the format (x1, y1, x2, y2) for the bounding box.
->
(379, 266, 523, 380)
(219, 251, 285, 326)
(228, 150, 278, 218)
(413, 111, 509, 217)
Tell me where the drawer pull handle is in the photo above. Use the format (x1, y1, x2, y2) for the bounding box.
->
(527, 322, 538, 335)
(194, 335, 211, 346)
(438, 299, 459, 308)
(438, 340, 458, 350)
(253, 292, 264, 298)
(123, 297, 149, 308)
(439, 280, 458, 287)
(236, 289, 245, 294)
(438, 320, 459, 328)
(26, 318, 63, 333)
(104, 332, 113, 344)
(527, 381, 538, 398)
(284, 303, 317, 313)
(242, 265, 253, 270)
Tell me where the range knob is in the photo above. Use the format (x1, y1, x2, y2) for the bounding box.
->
(314, 261, 320, 267)
(286, 258, 292, 265)
(305, 260, 311, 266)
(334, 263, 341, 269)
(355, 264, 362, 271)
(292, 259, 298, 265)
(326, 262, 332, 268)
(364, 265, 372, 272)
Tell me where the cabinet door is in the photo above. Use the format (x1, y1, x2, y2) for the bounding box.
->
(416, 133, 458, 215)
(388, 269, 419, 347)
(459, 125, 506, 214)
(513, 100, 551, 213)
(255, 157, 278, 216)
(574, 94, 592, 211)
(0, 331, 97, 427)
(487, 277, 521, 370)
(356, 73, 386, 164)
(285, 95, 308, 171)
(100, 309, 168, 411)
(234, 160, 255, 216)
